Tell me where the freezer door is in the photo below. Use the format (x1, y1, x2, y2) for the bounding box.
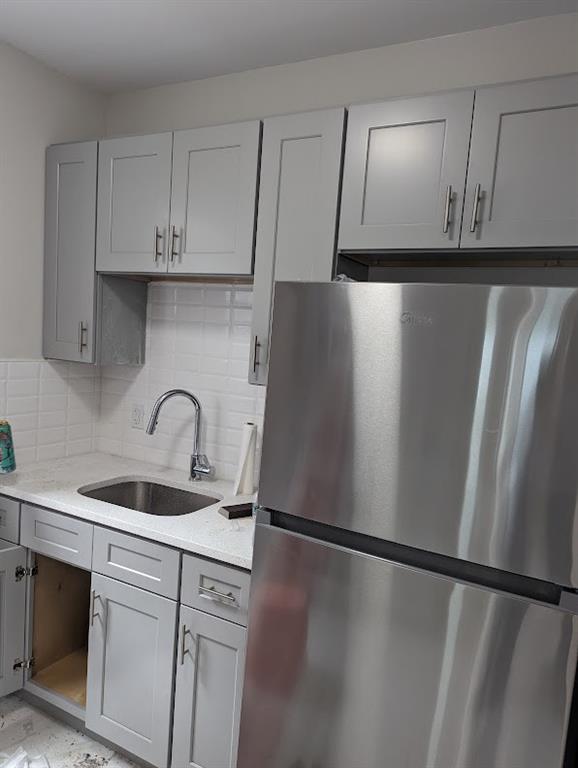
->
(238, 525, 578, 768)
(259, 282, 578, 587)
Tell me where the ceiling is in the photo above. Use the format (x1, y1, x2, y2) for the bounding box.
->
(0, 0, 575, 92)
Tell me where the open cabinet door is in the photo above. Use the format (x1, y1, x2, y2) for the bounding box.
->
(0, 541, 27, 697)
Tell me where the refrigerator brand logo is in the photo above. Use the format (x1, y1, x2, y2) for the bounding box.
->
(400, 311, 433, 327)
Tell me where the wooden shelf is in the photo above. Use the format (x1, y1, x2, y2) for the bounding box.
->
(32, 648, 87, 708)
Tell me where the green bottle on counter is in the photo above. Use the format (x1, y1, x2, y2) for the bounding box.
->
(0, 420, 16, 473)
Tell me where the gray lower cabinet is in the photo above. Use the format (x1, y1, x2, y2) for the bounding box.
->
(0, 541, 27, 697)
(43, 141, 98, 363)
(339, 91, 474, 251)
(461, 74, 578, 249)
(86, 572, 178, 768)
(249, 108, 345, 384)
(171, 605, 247, 768)
(0, 495, 20, 545)
(0, 512, 249, 768)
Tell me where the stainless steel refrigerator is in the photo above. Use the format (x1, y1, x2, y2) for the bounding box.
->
(238, 282, 578, 768)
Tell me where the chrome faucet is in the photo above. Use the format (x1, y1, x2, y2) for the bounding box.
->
(146, 389, 212, 481)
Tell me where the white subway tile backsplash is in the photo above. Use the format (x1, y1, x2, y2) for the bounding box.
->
(0, 359, 98, 466)
(1, 283, 265, 481)
(96, 282, 265, 481)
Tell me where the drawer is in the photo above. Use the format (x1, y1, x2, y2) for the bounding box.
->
(0, 495, 20, 544)
(92, 527, 180, 599)
(20, 504, 93, 569)
(181, 555, 250, 626)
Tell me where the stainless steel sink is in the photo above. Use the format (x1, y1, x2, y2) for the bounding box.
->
(78, 479, 219, 516)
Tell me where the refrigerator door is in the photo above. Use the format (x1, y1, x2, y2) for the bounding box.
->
(238, 524, 578, 768)
(259, 282, 578, 587)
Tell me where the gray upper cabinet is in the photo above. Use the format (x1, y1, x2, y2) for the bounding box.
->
(169, 121, 260, 275)
(86, 573, 177, 768)
(96, 133, 172, 273)
(339, 91, 474, 251)
(249, 108, 345, 385)
(0, 542, 27, 697)
(462, 74, 578, 249)
(171, 605, 247, 768)
(43, 142, 98, 363)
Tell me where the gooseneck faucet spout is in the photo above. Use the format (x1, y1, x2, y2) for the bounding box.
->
(146, 389, 212, 481)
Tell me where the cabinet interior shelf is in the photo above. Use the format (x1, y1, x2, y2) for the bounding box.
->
(32, 647, 88, 708)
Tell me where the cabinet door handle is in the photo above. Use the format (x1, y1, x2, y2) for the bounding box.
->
(169, 225, 179, 263)
(90, 589, 98, 626)
(442, 185, 453, 234)
(78, 321, 88, 354)
(154, 226, 163, 262)
(90, 590, 107, 627)
(469, 183, 482, 233)
(180, 624, 194, 665)
(198, 584, 238, 606)
(252, 335, 260, 374)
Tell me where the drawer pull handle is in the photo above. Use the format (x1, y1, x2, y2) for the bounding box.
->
(198, 584, 238, 606)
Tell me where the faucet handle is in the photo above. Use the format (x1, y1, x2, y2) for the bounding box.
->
(190, 453, 213, 481)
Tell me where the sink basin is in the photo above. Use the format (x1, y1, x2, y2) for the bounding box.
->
(78, 479, 220, 516)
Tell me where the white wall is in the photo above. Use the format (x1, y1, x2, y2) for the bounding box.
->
(0, 43, 106, 359)
(106, 13, 578, 135)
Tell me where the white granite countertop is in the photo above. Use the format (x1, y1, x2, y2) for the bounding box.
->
(0, 453, 255, 570)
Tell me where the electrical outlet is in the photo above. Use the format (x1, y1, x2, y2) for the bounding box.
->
(131, 402, 146, 430)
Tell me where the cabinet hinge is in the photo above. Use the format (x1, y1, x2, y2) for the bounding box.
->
(15, 565, 38, 582)
(13, 657, 35, 671)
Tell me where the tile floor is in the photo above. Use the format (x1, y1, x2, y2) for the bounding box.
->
(0, 695, 140, 768)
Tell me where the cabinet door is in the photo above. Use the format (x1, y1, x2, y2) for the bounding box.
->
(171, 605, 246, 768)
(249, 109, 344, 384)
(462, 75, 578, 249)
(339, 91, 474, 251)
(43, 142, 97, 363)
(86, 573, 177, 768)
(96, 133, 172, 274)
(0, 542, 26, 697)
(169, 121, 260, 275)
